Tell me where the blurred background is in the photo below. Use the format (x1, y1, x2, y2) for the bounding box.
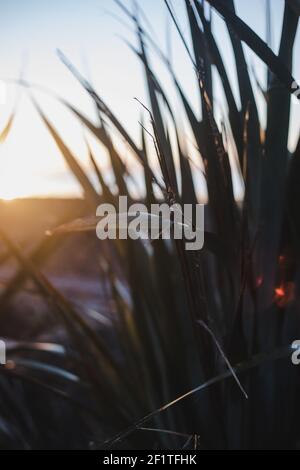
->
(0, 0, 299, 200)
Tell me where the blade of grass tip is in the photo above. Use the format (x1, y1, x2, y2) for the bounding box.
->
(197, 320, 248, 399)
(73, 103, 130, 198)
(57, 49, 164, 193)
(57, 51, 142, 164)
(185, 0, 213, 104)
(134, 98, 172, 195)
(84, 134, 115, 203)
(206, 0, 300, 97)
(195, 1, 243, 163)
(63, 102, 109, 143)
(0, 71, 22, 143)
(3, 75, 124, 181)
(114, 0, 154, 38)
(114, 0, 157, 40)
(113, 0, 135, 22)
(31, 96, 100, 208)
(9, 74, 111, 146)
(163, 0, 197, 70)
(136, 36, 178, 195)
(118, 18, 207, 167)
(220, 0, 258, 113)
(0, 111, 16, 143)
(46, 215, 100, 236)
(101, 344, 293, 448)
(97, 123, 129, 198)
(88, 95, 130, 196)
(124, 37, 176, 129)
(107, 6, 137, 37)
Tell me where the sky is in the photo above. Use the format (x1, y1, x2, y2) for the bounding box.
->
(0, 0, 299, 200)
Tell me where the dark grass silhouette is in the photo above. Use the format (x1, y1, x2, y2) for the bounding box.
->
(0, 0, 299, 450)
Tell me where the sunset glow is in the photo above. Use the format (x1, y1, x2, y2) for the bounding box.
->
(0, 0, 299, 200)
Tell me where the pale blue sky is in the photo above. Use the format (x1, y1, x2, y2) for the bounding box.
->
(0, 0, 299, 199)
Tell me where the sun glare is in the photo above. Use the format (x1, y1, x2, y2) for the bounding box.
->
(0, 171, 37, 201)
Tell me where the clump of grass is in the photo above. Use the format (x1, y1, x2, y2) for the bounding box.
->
(0, 0, 299, 450)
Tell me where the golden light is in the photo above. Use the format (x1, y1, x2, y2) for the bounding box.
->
(0, 135, 44, 200)
(0, 98, 73, 201)
(274, 282, 295, 308)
